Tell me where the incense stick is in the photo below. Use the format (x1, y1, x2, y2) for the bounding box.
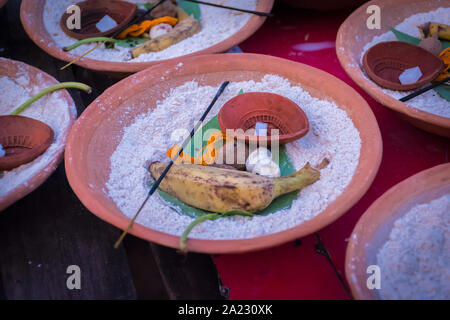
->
(60, 42, 103, 70)
(60, 0, 273, 70)
(113, 81, 230, 249)
(399, 76, 450, 102)
(181, 0, 274, 17)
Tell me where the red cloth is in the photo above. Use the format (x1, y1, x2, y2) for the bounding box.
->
(212, 3, 449, 300)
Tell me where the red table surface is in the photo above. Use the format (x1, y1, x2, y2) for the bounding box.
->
(212, 2, 450, 300)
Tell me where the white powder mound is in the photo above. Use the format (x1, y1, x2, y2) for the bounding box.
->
(43, 0, 257, 62)
(106, 74, 361, 240)
(377, 194, 450, 300)
(360, 7, 450, 118)
(0, 60, 76, 199)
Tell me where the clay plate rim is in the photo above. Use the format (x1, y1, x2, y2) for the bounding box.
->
(0, 58, 77, 212)
(336, 0, 450, 137)
(65, 53, 382, 254)
(345, 163, 450, 300)
(20, 0, 274, 75)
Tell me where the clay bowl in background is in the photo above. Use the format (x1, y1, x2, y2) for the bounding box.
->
(279, 0, 368, 11)
(60, 0, 137, 40)
(346, 163, 450, 299)
(336, 0, 450, 138)
(0, 0, 7, 9)
(65, 53, 382, 254)
(20, 0, 274, 77)
(362, 41, 444, 91)
(0, 58, 77, 211)
(218, 92, 309, 145)
(0, 115, 54, 171)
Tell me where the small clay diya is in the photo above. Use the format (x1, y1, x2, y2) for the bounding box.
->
(60, 0, 137, 40)
(65, 53, 382, 253)
(0, 115, 54, 171)
(362, 41, 444, 91)
(218, 92, 309, 145)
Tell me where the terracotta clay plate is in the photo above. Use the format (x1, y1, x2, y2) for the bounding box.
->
(0, 58, 77, 211)
(336, 0, 450, 138)
(20, 0, 274, 77)
(346, 163, 450, 299)
(65, 53, 382, 254)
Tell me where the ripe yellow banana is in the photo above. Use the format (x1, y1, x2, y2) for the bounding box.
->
(149, 161, 320, 213)
(418, 22, 450, 41)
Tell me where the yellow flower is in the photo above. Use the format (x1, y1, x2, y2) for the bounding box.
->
(434, 47, 450, 81)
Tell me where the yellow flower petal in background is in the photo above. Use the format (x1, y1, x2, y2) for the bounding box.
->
(117, 17, 179, 39)
(434, 47, 450, 81)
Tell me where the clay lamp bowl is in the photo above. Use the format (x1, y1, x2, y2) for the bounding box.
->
(218, 92, 310, 145)
(0, 115, 54, 171)
(362, 41, 444, 91)
(346, 163, 450, 299)
(60, 0, 137, 40)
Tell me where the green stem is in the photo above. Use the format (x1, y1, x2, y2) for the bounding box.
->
(179, 211, 253, 252)
(180, 213, 219, 252)
(63, 37, 118, 51)
(10, 82, 92, 115)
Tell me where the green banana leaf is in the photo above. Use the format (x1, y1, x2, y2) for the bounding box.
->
(137, 2, 154, 10)
(434, 85, 450, 101)
(389, 27, 421, 46)
(138, 1, 202, 20)
(178, 0, 202, 20)
(390, 27, 450, 49)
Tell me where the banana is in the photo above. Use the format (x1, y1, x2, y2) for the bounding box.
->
(149, 161, 320, 213)
(132, 8, 202, 57)
(418, 22, 450, 41)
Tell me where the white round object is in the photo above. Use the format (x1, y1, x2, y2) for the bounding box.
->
(252, 160, 281, 178)
(246, 147, 272, 172)
(150, 23, 173, 39)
